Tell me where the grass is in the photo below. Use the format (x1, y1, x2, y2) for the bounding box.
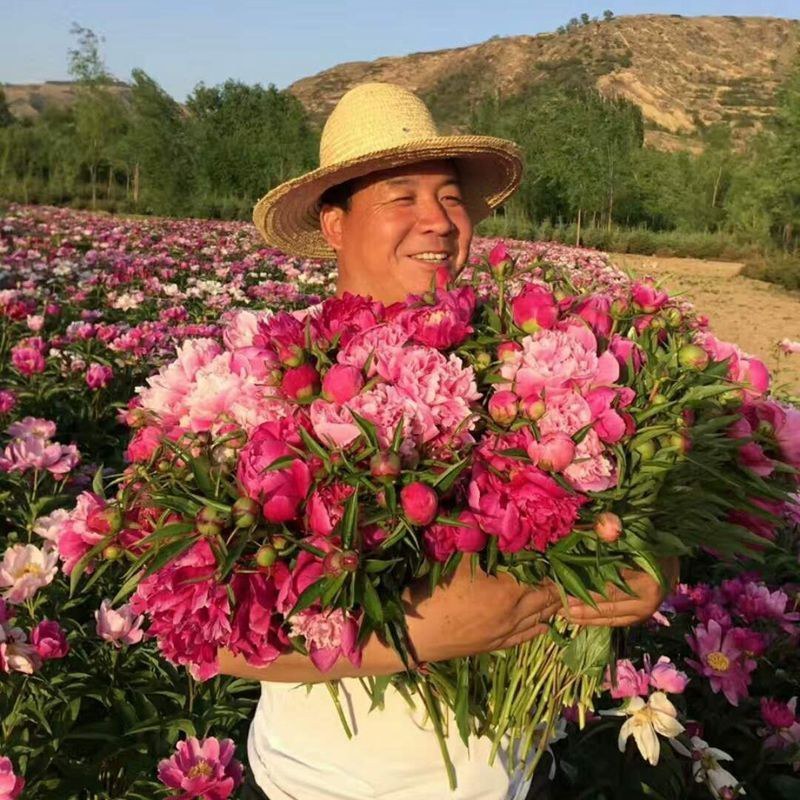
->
(742, 253, 800, 291)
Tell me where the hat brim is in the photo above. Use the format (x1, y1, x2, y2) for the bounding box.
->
(252, 135, 523, 260)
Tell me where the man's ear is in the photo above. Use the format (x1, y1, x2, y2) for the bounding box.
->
(320, 204, 345, 253)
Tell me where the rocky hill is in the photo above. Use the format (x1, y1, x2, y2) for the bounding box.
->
(2, 80, 131, 121)
(288, 14, 800, 150)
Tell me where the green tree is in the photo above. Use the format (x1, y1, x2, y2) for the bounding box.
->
(68, 24, 129, 208)
(0, 89, 14, 128)
(186, 80, 318, 216)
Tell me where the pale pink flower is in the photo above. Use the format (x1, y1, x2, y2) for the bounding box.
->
(499, 324, 618, 396)
(158, 736, 243, 800)
(33, 508, 70, 544)
(336, 323, 409, 376)
(778, 338, 800, 355)
(0, 544, 58, 603)
(647, 656, 689, 694)
(604, 659, 650, 699)
(0, 623, 41, 674)
(95, 599, 145, 646)
(221, 308, 270, 349)
(288, 608, 361, 672)
(0, 436, 79, 477)
(7, 417, 55, 439)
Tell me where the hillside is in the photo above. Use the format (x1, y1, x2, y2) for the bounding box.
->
(288, 14, 800, 150)
(2, 80, 130, 121)
(3, 15, 799, 151)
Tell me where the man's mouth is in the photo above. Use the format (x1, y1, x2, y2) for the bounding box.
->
(407, 251, 452, 265)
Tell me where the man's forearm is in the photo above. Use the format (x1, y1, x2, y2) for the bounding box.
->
(218, 631, 413, 683)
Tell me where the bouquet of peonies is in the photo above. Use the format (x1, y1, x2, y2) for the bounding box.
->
(56, 244, 800, 789)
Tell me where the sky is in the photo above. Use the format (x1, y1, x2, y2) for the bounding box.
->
(2, 0, 799, 101)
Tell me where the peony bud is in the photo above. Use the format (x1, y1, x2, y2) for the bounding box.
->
(488, 242, 511, 277)
(102, 545, 123, 560)
(232, 496, 260, 528)
(497, 341, 522, 363)
(594, 511, 623, 543)
(678, 344, 710, 370)
(87, 505, 123, 536)
(276, 342, 305, 368)
(527, 432, 576, 472)
(255, 545, 278, 568)
(322, 364, 364, 403)
(488, 390, 519, 426)
(400, 482, 438, 526)
(195, 505, 227, 537)
(369, 451, 402, 482)
(474, 351, 492, 371)
(281, 363, 320, 401)
(633, 439, 656, 461)
(520, 393, 546, 421)
(510, 284, 558, 333)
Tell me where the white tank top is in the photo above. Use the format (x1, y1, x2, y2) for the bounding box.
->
(248, 678, 534, 800)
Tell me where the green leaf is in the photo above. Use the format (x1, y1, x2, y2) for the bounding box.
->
(550, 558, 598, 609)
(92, 465, 106, 498)
(361, 576, 384, 624)
(190, 454, 215, 496)
(289, 577, 329, 617)
(340, 487, 360, 548)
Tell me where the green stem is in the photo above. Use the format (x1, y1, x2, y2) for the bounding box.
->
(418, 677, 457, 790)
(325, 681, 353, 740)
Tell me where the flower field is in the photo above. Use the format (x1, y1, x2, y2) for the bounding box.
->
(1, 203, 798, 800)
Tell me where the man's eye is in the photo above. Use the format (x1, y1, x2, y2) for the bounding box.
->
(391, 196, 414, 204)
(442, 195, 463, 204)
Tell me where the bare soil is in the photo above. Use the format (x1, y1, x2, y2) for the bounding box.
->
(610, 253, 800, 395)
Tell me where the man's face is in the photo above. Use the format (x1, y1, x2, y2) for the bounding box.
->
(320, 159, 473, 304)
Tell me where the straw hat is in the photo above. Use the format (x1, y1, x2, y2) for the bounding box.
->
(252, 82, 523, 259)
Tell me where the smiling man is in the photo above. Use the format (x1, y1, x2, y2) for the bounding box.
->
(231, 83, 674, 800)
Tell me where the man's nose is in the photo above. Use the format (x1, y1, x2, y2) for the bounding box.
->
(416, 197, 456, 235)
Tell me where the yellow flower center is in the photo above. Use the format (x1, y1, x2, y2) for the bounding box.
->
(706, 651, 730, 671)
(20, 564, 43, 577)
(187, 760, 213, 779)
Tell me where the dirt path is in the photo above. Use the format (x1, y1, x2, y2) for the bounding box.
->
(609, 253, 800, 395)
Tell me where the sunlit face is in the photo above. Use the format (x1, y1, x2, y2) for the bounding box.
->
(319, 159, 473, 304)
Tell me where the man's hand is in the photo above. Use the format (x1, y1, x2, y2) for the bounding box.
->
(559, 557, 680, 628)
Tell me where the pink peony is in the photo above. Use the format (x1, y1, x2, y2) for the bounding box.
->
(760, 697, 800, 751)
(157, 736, 243, 800)
(256, 311, 306, 366)
(0, 623, 41, 674)
(686, 619, 756, 706)
(281, 363, 320, 401)
(526, 432, 576, 472)
(237, 417, 312, 524)
(30, 619, 69, 660)
(647, 656, 689, 694)
(387, 287, 476, 349)
(321, 364, 364, 404)
(510, 283, 559, 333)
(499, 324, 618, 397)
(221, 308, 267, 349)
(0, 544, 58, 603)
(400, 482, 439, 526)
(305, 482, 355, 537)
(126, 425, 163, 463)
(422, 512, 487, 562)
(609, 334, 644, 373)
(0, 435, 80, 478)
(130, 540, 231, 680)
(227, 567, 289, 668)
(95, 599, 145, 646)
(696, 332, 770, 396)
(288, 608, 362, 672)
(311, 293, 384, 348)
(33, 507, 70, 543)
(488, 390, 519, 426)
(11, 343, 46, 375)
(0, 391, 17, 414)
(57, 491, 108, 575)
(631, 279, 669, 313)
(336, 323, 409, 376)
(0, 757, 24, 800)
(574, 294, 613, 338)
(488, 241, 511, 273)
(85, 362, 113, 390)
(468, 455, 587, 552)
(603, 659, 650, 699)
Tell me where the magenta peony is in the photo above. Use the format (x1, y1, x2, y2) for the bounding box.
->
(400, 482, 439, 526)
(157, 736, 243, 800)
(0, 757, 24, 800)
(30, 619, 69, 660)
(321, 364, 364, 404)
(510, 283, 558, 333)
(85, 362, 113, 390)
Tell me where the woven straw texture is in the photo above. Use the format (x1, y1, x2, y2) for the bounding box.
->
(252, 83, 523, 260)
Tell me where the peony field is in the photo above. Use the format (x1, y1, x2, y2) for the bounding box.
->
(1, 203, 798, 800)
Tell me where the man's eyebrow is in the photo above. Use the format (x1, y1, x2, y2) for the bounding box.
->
(382, 176, 461, 188)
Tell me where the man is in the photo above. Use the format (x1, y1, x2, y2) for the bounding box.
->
(221, 83, 673, 800)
